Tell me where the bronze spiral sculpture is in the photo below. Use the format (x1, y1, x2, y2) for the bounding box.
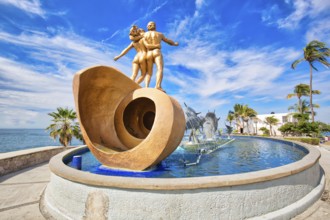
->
(73, 65, 185, 170)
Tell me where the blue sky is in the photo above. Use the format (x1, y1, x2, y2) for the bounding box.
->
(0, 0, 329, 128)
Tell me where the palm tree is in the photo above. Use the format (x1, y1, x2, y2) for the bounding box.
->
(226, 111, 235, 127)
(287, 84, 320, 114)
(240, 105, 257, 134)
(292, 40, 330, 122)
(288, 99, 319, 122)
(232, 104, 257, 134)
(252, 116, 262, 135)
(233, 104, 244, 133)
(264, 116, 279, 136)
(46, 107, 82, 147)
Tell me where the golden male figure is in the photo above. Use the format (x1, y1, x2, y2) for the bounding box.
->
(143, 21, 178, 92)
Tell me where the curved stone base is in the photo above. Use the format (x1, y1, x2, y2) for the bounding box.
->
(41, 143, 323, 220)
(73, 65, 186, 170)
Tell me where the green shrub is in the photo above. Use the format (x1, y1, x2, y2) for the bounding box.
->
(259, 127, 270, 136)
(279, 121, 322, 137)
(284, 137, 320, 145)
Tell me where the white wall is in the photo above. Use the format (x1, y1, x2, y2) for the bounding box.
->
(253, 113, 294, 136)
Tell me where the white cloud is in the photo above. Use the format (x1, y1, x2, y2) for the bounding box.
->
(310, 0, 330, 16)
(0, 57, 73, 128)
(102, 1, 168, 43)
(0, 28, 133, 128)
(194, 0, 204, 17)
(277, 0, 330, 29)
(277, 0, 309, 29)
(261, 4, 280, 25)
(195, 0, 204, 10)
(0, 0, 46, 17)
(306, 18, 330, 45)
(0, 30, 131, 76)
(160, 37, 321, 118)
(168, 41, 300, 99)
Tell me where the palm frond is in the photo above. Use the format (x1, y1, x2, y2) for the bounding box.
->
(291, 58, 305, 69)
(287, 93, 296, 99)
(312, 90, 321, 95)
(310, 62, 318, 71)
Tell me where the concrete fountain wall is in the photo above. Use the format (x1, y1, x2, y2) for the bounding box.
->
(41, 140, 324, 220)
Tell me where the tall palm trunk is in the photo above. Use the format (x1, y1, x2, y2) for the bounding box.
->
(309, 63, 314, 122)
(269, 125, 272, 136)
(245, 119, 250, 135)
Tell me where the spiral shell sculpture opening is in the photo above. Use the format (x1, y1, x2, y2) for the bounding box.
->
(73, 66, 186, 170)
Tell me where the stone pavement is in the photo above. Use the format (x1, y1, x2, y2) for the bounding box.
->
(0, 146, 330, 220)
(0, 162, 49, 220)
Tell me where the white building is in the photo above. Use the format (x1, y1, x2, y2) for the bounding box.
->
(251, 113, 295, 136)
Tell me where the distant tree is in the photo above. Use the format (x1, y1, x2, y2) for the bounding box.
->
(288, 99, 319, 122)
(259, 127, 270, 136)
(233, 104, 244, 133)
(240, 105, 257, 135)
(279, 120, 330, 137)
(317, 122, 330, 133)
(232, 104, 257, 134)
(278, 122, 296, 136)
(225, 124, 233, 136)
(287, 84, 320, 114)
(291, 40, 330, 122)
(226, 111, 235, 127)
(252, 116, 262, 135)
(264, 116, 279, 136)
(46, 107, 83, 147)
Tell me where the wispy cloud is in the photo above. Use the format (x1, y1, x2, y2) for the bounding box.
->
(277, 0, 309, 29)
(101, 1, 168, 43)
(0, 56, 72, 127)
(0, 27, 133, 128)
(306, 18, 330, 45)
(0, 29, 131, 74)
(261, 4, 285, 27)
(163, 37, 310, 115)
(0, 0, 46, 17)
(276, 0, 330, 29)
(168, 41, 300, 97)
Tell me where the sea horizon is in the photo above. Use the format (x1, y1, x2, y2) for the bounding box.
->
(0, 128, 83, 153)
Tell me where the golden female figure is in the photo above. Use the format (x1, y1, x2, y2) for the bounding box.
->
(114, 26, 147, 85)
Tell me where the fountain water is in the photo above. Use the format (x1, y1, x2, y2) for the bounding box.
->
(180, 104, 235, 166)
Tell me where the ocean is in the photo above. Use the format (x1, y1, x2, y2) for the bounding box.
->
(0, 129, 83, 153)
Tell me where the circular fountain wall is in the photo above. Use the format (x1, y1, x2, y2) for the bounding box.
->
(41, 137, 324, 220)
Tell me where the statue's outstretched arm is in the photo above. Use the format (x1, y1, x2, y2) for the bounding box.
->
(162, 35, 179, 46)
(114, 43, 134, 61)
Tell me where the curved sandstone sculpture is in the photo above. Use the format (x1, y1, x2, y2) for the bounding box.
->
(73, 65, 185, 170)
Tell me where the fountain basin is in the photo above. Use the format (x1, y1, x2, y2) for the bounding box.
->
(41, 138, 324, 219)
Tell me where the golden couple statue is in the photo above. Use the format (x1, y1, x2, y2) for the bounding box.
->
(114, 21, 178, 92)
